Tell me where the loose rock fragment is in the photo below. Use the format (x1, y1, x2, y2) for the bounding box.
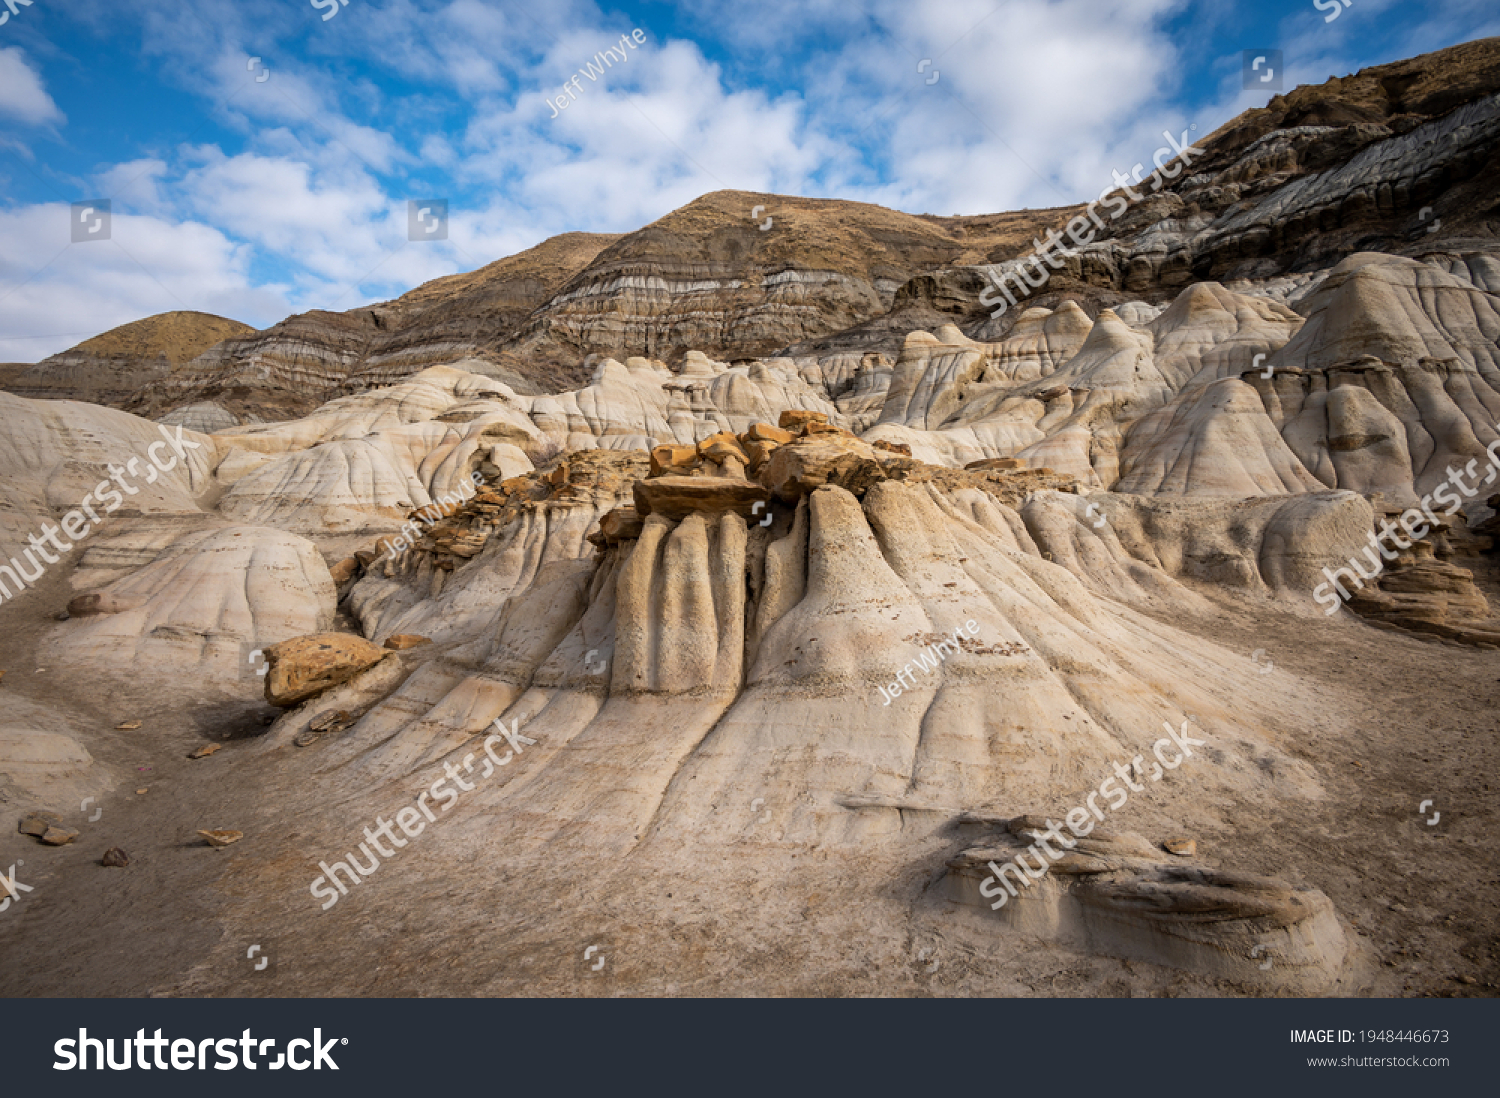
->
(296, 709, 357, 747)
(632, 475, 771, 521)
(262, 633, 388, 707)
(41, 826, 79, 845)
(67, 592, 147, 617)
(1164, 837, 1197, 857)
(778, 409, 829, 431)
(188, 743, 221, 759)
(115, 720, 142, 731)
(101, 847, 130, 867)
(19, 811, 61, 837)
(197, 829, 243, 848)
(743, 423, 793, 445)
(965, 457, 1026, 471)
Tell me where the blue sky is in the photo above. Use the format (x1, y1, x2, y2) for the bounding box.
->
(0, 0, 1494, 360)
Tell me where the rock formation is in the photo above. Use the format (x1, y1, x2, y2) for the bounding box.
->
(2, 38, 1499, 999)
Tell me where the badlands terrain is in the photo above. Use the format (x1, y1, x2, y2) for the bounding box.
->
(1, 39, 1499, 997)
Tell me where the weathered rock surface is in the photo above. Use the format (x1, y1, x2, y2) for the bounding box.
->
(5, 38, 1500, 999)
(946, 824, 1346, 988)
(262, 633, 390, 707)
(633, 475, 771, 520)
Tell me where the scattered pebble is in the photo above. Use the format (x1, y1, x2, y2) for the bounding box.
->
(197, 829, 243, 848)
(383, 634, 432, 651)
(101, 847, 130, 867)
(135, 788, 148, 795)
(1163, 837, 1196, 857)
(188, 743, 221, 759)
(296, 709, 355, 746)
(116, 720, 142, 731)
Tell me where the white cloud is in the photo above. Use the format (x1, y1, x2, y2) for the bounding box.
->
(0, 204, 284, 361)
(2, 0, 1493, 363)
(0, 47, 65, 127)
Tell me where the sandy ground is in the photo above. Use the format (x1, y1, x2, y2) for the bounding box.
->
(0, 555, 1495, 999)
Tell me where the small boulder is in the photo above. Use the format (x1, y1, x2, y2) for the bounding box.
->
(328, 557, 360, 585)
(802, 420, 854, 439)
(744, 422, 794, 445)
(758, 436, 880, 502)
(597, 507, 646, 544)
(965, 457, 1026, 471)
(779, 410, 829, 431)
(262, 634, 389, 707)
(383, 634, 432, 651)
(649, 444, 700, 477)
(41, 826, 79, 846)
(18, 810, 60, 837)
(743, 439, 780, 474)
(633, 476, 772, 521)
(1163, 837, 1197, 857)
(698, 432, 750, 466)
(66, 592, 147, 617)
(101, 847, 130, 867)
